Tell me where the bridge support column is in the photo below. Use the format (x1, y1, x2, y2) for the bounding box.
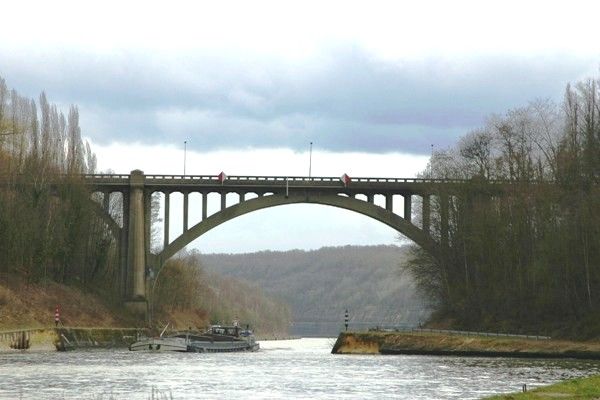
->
(404, 194, 412, 221)
(422, 195, 430, 234)
(440, 194, 449, 248)
(103, 191, 110, 213)
(385, 195, 393, 211)
(126, 170, 147, 303)
(164, 192, 170, 249)
(202, 193, 207, 220)
(183, 192, 189, 232)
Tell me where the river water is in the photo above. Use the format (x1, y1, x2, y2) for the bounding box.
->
(1, 338, 599, 399)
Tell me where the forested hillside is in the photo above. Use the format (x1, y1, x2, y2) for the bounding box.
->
(201, 245, 429, 334)
(405, 77, 600, 338)
(153, 252, 291, 335)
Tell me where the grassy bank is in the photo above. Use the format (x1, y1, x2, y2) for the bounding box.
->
(332, 332, 600, 359)
(485, 375, 600, 399)
(0, 275, 141, 329)
(0, 275, 213, 331)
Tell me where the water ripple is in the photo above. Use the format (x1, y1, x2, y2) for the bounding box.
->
(0, 338, 598, 399)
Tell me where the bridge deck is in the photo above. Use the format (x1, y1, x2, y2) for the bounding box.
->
(84, 173, 501, 184)
(83, 174, 513, 194)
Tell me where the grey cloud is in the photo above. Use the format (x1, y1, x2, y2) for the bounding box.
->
(0, 46, 595, 154)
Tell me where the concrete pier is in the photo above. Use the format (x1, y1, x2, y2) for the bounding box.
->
(127, 170, 146, 300)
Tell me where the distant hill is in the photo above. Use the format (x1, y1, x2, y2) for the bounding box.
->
(201, 245, 429, 335)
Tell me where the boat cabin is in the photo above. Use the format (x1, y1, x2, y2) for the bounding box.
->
(210, 325, 241, 337)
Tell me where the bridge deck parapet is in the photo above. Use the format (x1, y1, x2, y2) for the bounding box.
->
(81, 174, 520, 197)
(82, 174, 516, 187)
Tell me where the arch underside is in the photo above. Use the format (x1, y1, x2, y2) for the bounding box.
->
(155, 193, 439, 267)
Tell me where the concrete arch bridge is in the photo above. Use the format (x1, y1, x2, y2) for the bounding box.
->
(85, 170, 500, 314)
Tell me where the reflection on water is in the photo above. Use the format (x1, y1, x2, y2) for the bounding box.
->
(0, 338, 598, 399)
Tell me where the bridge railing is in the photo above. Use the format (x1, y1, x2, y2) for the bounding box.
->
(81, 173, 520, 185)
(83, 174, 131, 180)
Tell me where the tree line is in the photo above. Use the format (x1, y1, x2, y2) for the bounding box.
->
(0, 77, 118, 289)
(405, 77, 600, 338)
(0, 77, 292, 333)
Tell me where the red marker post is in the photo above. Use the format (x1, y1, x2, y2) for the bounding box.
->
(54, 305, 61, 327)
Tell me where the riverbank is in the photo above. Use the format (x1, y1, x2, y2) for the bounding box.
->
(0, 275, 140, 329)
(0, 327, 144, 351)
(484, 374, 600, 399)
(0, 275, 212, 333)
(331, 332, 600, 359)
(0, 274, 290, 338)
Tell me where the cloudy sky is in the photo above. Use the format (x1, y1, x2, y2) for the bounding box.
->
(1, 1, 599, 253)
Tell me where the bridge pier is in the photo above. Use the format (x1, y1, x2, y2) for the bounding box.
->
(125, 170, 147, 310)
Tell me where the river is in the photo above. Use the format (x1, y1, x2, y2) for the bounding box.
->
(1, 338, 599, 399)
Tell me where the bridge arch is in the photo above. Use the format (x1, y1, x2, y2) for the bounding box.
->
(156, 192, 439, 267)
(83, 171, 453, 307)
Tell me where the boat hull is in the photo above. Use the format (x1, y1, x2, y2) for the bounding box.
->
(187, 340, 260, 353)
(129, 326, 260, 353)
(128, 337, 188, 352)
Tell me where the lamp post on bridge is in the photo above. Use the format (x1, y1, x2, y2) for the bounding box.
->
(309, 141, 313, 178)
(183, 140, 187, 176)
